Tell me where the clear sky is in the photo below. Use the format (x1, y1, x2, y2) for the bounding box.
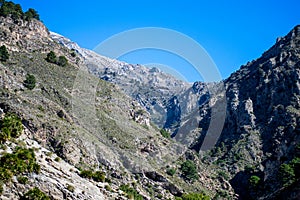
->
(13, 0, 300, 82)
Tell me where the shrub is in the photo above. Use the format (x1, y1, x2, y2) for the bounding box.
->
(57, 56, 68, 67)
(0, 147, 40, 174)
(21, 187, 50, 200)
(105, 185, 112, 192)
(279, 163, 295, 186)
(218, 170, 229, 180)
(0, 167, 13, 182)
(66, 184, 75, 192)
(54, 157, 60, 162)
(70, 52, 76, 57)
(24, 74, 36, 90)
(17, 176, 28, 184)
(290, 157, 300, 177)
(166, 167, 176, 176)
(119, 184, 143, 200)
(79, 169, 106, 182)
(45, 51, 56, 63)
(79, 170, 94, 179)
(160, 128, 170, 138)
(249, 175, 260, 188)
(180, 160, 198, 181)
(92, 171, 105, 182)
(0, 113, 23, 143)
(0, 45, 9, 62)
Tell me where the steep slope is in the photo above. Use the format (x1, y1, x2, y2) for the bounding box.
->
(191, 25, 300, 200)
(0, 10, 212, 200)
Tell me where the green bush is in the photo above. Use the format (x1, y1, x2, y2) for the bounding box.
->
(0, 113, 23, 143)
(21, 187, 50, 200)
(24, 74, 36, 90)
(45, 51, 57, 64)
(79, 169, 106, 182)
(17, 176, 28, 184)
(249, 175, 260, 188)
(66, 184, 75, 192)
(290, 157, 300, 177)
(79, 170, 94, 179)
(0, 147, 40, 175)
(181, 192, 210, 200)
(180, 160, 198, 181)
(160, 128, 170, 138)
(166, 167, 176, 176)
(119, 184, 143, 200)
(0, 167, 13, 182)
(92, 170, 106, 182)
(57, 56, 68, 67)
(0, 45, 9, 62)
(279, 163, 295, 186)
(54, 157, 60, 162)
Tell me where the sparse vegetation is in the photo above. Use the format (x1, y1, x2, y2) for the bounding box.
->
(21, 187, 50, 200)
(119, 184, 143, 200)
(176, 192, 210, 200)
(0, 147, 40, 175)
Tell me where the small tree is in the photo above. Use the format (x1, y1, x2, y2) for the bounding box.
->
(24, 74, 36, 90)
(45, 51, 56, 64)
(24, 8, 39, 21)
(57, 55, 68, 67)
(0, 45, 9, 62)
(181, 160, 198, 181)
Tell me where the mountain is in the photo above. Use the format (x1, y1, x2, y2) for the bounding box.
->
(0, 2, 300, 199)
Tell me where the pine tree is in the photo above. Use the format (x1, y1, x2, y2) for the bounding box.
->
(0, 45, 9, 62)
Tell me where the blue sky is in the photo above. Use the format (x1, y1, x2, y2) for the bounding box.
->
(14, 0, 300, 82)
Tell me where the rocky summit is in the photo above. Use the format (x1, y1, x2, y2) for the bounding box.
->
(0, 1, 300, 200)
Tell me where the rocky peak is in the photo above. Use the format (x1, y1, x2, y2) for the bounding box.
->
(0, 16, 50, 52)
